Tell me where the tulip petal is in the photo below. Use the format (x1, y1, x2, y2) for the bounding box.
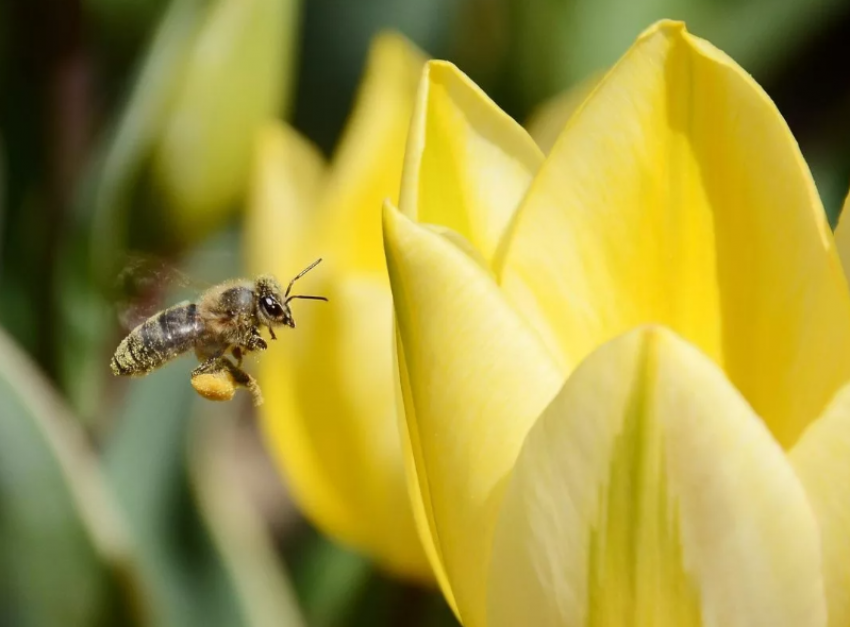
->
(790, 383, 850, 627)
(525, 72, 602, 155)
(500, 20, 850, 448)
(488, 327, 826, 627)
(155, 0, 298, 238)
(399, 61, 543, 265)
(246, 124, 350, 549)
(319, 32, 426, 275)
(384, 202, 563, 626)
(245, 121, 325, 275)
(396, 380, 457, 609)
(247, 124, 430, 578)
(279, 276, 431, 578)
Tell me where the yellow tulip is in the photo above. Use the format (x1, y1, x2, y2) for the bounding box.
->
(244, 33, 432, 580)
(384, 20, 850, 626)
(155, 0, 300, 243)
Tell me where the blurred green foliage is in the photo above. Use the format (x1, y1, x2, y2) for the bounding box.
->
(503, 0, 850, 108)
(1, 0, 850, 625)
(0, 326, 145, 627)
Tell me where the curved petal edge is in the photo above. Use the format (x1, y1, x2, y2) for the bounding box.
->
(384, 200, 562, 626)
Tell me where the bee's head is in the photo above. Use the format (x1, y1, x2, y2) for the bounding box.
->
(255, 276, 294, 328)
(255, 260, 327, 334)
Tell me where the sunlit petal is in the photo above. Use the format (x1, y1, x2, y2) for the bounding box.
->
(282, 276, 431, 577)
(245, 121, 325, 275)
(396, 384, 458, 607)
(384, 201, 562, 626)
(500, 20, 850, 448)
(488, 327, 826, 627)
(247, 121, 430, 577)
(246, 123, 355, 550)
(399, 61, 543, 266)
(525, 72, 602, 154)
(318, 32, 426, 275)
(791, 382, 850, 627)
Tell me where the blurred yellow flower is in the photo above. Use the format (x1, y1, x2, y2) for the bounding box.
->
(155, 0, 300, 242)
(244, 33, 432, 580)
(384, 20, 850, 626)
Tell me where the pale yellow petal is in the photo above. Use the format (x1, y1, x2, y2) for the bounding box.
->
(500, 20, 850, 448)
(834, 190, 850, 281)
(318, 32, 426, 275)
(791, 382, 850, 627)
(245, 120, 324, 276)
(525, 72, 603, 154)
(399, 61, 543, 265)
(395, 340, 458, 610)
(384, 201, 562, 626)
(488, 327, 826, 627)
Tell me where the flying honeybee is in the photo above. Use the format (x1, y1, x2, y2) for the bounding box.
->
(110, 259, 327, 406)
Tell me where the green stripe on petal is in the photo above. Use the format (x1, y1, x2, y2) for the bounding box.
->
(488, 327, 826, 627)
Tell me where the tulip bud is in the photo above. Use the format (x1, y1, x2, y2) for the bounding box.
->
(154, 0, 299, 243)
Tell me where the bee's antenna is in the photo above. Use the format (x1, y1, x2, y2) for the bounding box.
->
(285, 294, 329, 304)
(285, 258, 323, 299)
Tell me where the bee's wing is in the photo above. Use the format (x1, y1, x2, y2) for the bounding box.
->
(114, 253, 210, 330)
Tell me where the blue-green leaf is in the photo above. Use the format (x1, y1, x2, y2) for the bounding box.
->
(0, 326, 148, 627)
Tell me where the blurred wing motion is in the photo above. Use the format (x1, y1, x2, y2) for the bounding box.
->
(113, 253, 209, 330)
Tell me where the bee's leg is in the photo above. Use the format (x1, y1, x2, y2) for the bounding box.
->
(218, 358, 264, 407)
(191, 356, 263, 406)
(192, 355, 223, 377)
(234, 328, 267, 366)
(246, 327, 268, 351)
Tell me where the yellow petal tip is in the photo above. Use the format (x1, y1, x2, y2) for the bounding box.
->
(424, 59, 462, 78)
(368, 30, 428, 84)
(639, 19, 688, 40)
(382, 198, 402, 237)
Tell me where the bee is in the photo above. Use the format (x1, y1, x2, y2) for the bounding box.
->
(110, 259, 327, 406)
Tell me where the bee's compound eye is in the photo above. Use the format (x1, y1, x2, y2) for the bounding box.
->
(261, 296, 284, 318)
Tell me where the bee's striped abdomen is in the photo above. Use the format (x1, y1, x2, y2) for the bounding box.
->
(111, 303, 203, 376)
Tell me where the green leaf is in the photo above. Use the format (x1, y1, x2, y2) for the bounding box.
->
(0, 326, 148, 627)
(291, 533, 372, 627)
(189, 404, 306, 627)
(84, 0, 172, 49)
(0, 134, 5, 254)
(102, 369, 202, 627)
(103, 365, 305, 627)
(56, 0, 208, 418)
(89, 0, 208, 277)
(505, 0, 848, 113)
